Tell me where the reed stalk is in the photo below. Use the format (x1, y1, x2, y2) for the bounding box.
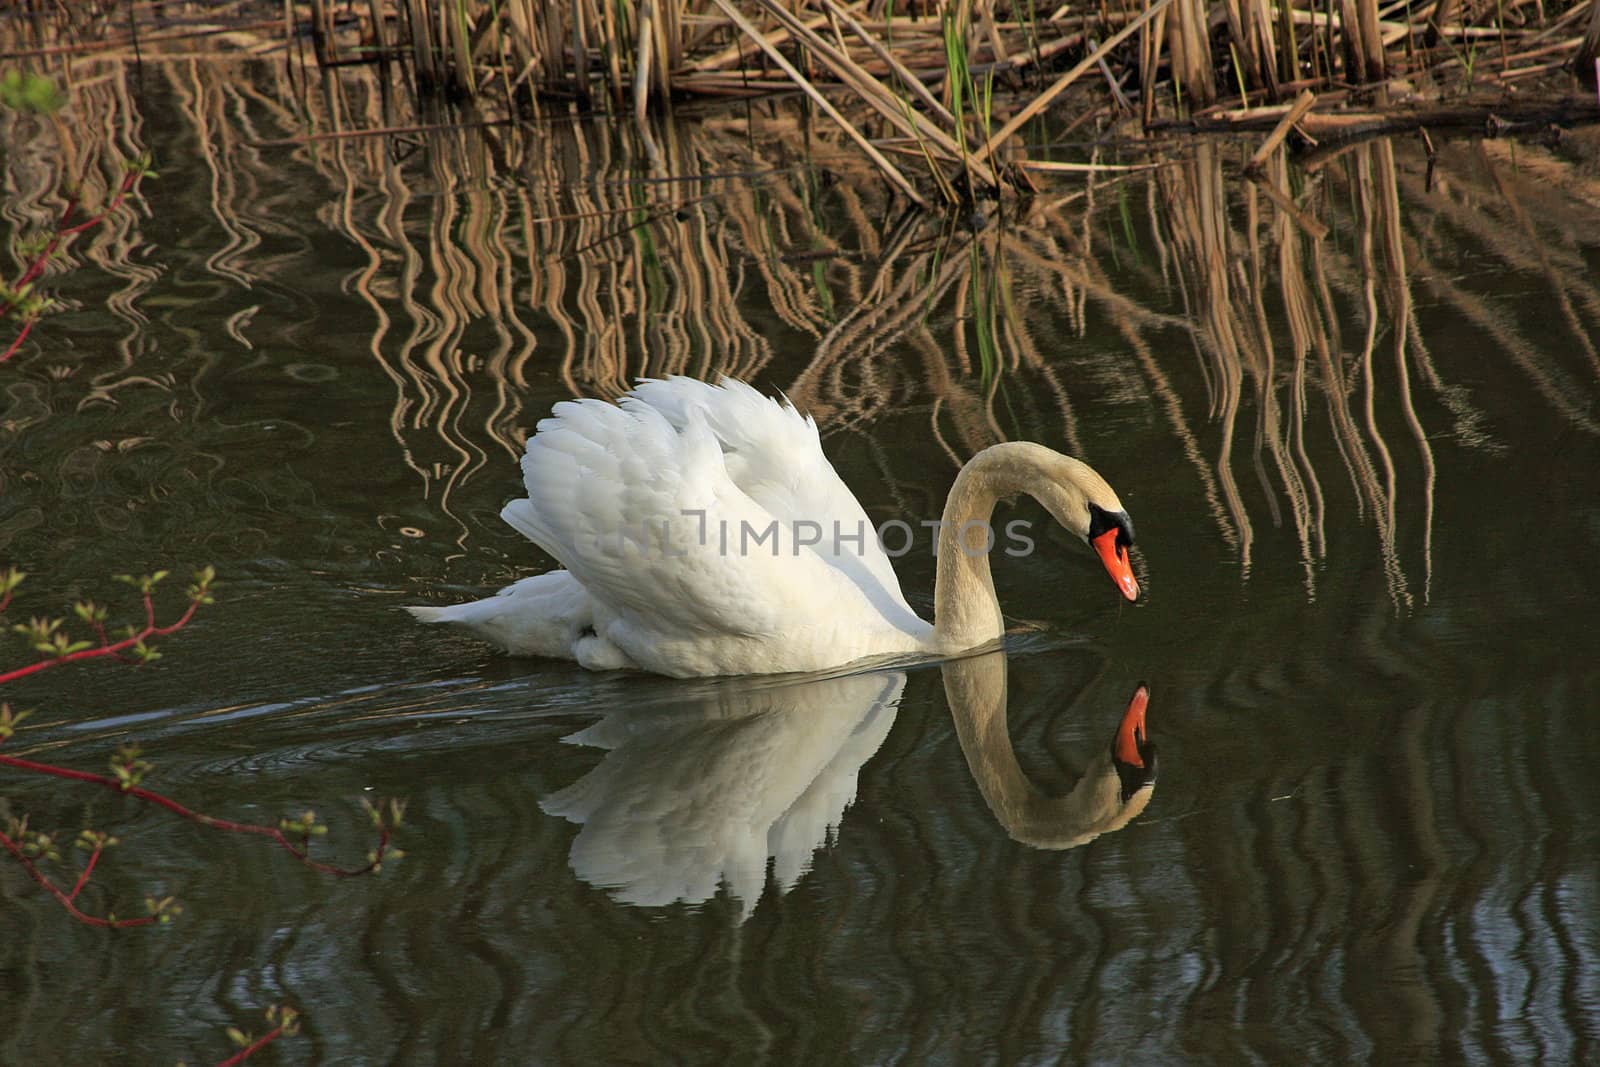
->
(1578, 0, 1600, 85)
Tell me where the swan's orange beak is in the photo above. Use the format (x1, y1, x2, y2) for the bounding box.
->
(1114, 685, 1150, 768)
(1092, 528, 1140, 601)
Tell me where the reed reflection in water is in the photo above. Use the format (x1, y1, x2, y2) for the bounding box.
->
(8, 49, 1596, 597)
(0, 44, 1597, 1067)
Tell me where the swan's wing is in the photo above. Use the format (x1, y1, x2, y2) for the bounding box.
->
(503, 395, 878, 651)
(625, 377, 915, 623)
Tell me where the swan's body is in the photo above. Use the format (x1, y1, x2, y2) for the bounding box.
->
(407, 377, 1138, 678)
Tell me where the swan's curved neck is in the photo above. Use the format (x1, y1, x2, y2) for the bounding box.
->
(943, 654, 1142, 850)
(932, 442, 1092, 651)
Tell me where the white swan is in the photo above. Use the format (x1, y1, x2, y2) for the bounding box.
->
(406, 377, 1139, 677)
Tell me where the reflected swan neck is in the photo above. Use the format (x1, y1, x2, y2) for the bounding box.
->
(943, 655, 1144, 850)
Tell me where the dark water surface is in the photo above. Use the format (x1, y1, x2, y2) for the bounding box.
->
(2, 62, 1598, 1065)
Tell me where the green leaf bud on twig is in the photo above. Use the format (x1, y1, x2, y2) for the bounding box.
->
(75, 829, 118, 850)
(361, 796, 408, 828)
(279, 810, 326, 835)
(0, 566, 24, 596)
(0, 702, 32, 740)
(21, 828, 60, 862)
(110, 744, 153, 790)
(72, 600, 108, 625)
(114, 571, 168, 595)
(186, 565, 217, 603)
(266, 1004, 301, 1036)
(145, 895, 181, 923)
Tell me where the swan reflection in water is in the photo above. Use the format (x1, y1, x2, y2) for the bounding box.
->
(944, 651, 1156, 850)
(541, 670, 901, 915)
(541, 651, 1156, 916)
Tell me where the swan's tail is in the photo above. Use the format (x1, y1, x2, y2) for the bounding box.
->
(402, 570, 595, 660)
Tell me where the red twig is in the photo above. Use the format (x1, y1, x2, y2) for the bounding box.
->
(0, 165, 144, 365)
(0, 318, 35, 364)
(0, 595, 200, 685)
(213, 1026, 291, 1067)
(67, 844, 101, 900)
(0, 828, 157, 928)
(1, 565, 399, 933)
(0, 751, 392, 877)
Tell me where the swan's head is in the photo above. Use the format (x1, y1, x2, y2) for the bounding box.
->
(1111, 683, 1157, 802)
(1028, 450, 1139, 601)
(957, 443, 1140, 603)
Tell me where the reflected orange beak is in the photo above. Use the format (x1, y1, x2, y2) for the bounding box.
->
(1114, 685, 1150, 768)
(1092, 528, 1140, 601)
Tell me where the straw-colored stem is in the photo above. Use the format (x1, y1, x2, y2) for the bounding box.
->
(705, 0, 930, 208)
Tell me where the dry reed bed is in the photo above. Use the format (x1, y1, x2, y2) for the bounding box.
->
(4, 1, 1599, 207)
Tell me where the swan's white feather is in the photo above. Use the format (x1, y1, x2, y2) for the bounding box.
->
(423, 378, 931, 677)
(625, 377, 913, 625)
(403, 570, 598, 661)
